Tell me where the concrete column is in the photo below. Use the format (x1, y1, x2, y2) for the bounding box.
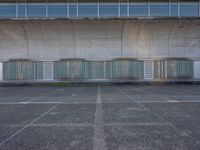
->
(0, 62, 3, 81)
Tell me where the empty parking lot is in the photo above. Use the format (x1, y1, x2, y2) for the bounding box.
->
(0, 85, 200, 150)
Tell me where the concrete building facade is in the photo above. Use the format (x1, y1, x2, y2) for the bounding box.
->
(0, 0, 200, 81)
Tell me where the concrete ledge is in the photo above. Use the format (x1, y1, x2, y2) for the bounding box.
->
(0, 80, 200, 86)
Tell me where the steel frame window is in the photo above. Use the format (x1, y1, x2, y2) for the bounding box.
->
(0, 3, 16, 18)
(48, 3, 68, 18)
(129, 2, 148, 17)
(27, 3, 46, 18)
(179, 0, 199, 17)
(150, 1, 169, 17)
(78, 3, 98, 18)
(0, 0, 200, 18)
(99, 2, 118, 17)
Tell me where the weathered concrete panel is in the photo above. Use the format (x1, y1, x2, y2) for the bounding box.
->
(0, 20, 200, 61)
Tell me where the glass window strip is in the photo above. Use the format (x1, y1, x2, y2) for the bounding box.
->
(169, 0, 171, 17)
(16, 0, 18, 18)
(45, 1, 48, 18)
(150, 1, 169, 17)
(0, 1, 200, 18)
(0, 3, 16, 18)
(99, 3, 118, 17)
(129, 2, 148, 17)
(180, 2, 199, 17)
(27, 3, 46, 18)
(78, 4, 98, 17)
(48, 3, 68, 18)
(18, 3, 26, 18)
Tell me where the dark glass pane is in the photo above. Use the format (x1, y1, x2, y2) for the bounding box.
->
(27, 4, 46, 17)
(48, 4, 67, 17)
(120, 4, 127, 17)
(150, 3, 169, 16)
(69, 4, 77, 17)
(18, 3, 26, 17)
(0, 4, 16, 18)
(78, 4, 97, 17)
(99, 3, 118, 17)
(171, 3, 178, 17)
(129, 4, 148, 16)
(180, 3, 199, 17)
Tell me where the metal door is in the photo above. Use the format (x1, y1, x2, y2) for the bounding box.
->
(194, 61, 200, 79)
(91, 61, 104, 79)
(0, 62, 2, 81)
(43, 62, 53, 80)
(144, 60, 154, 80)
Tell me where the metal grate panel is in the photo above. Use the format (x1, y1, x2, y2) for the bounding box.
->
(194, 61, 200, 79)
(144, 60, 154, 80)
(154, 59, 193, 80)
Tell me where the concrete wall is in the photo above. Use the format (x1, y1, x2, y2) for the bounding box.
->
(0, 19, 200, 61)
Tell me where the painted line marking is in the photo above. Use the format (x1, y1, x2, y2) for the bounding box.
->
(116, 86, 200, 146)
(0, 87, 84, 147)
(93, 86, 106, 150)
(0, 100, 200, 105)
(105, 122, 171, 126)
(0, 106, 56, 146)
(9, 123, 93, 128)
(8, 122, 169, 128)
(115, 86, 178, 129)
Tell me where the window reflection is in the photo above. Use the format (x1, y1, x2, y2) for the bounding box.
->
(120, 4, 127, 17)
(150, 2, 169, 16)
(78, 3, 97, 17)
(48, 3, 67, 17)
(69, 3, 77, 17)
(0, 4, 16, 18)
(170, 0, 178, 17)
(100, 3, 118, 17)
(129, 3, 148, 16)
(180, 2, 199, 17)
(27, 3, 46, 18)
(18, 3, 26, 18)
(0, 1, 199, 18)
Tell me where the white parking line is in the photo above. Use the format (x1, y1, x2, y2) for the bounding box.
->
(0, 100, 200, 105)
(116, 86, 200, 146)
(93, 86, 106, 150)
(115, 86, 177, 129)
(0, 87, 84, 147)
(0, 106, 56, 146)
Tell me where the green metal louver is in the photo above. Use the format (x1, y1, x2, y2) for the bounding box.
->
(154, 58, 193, 80)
